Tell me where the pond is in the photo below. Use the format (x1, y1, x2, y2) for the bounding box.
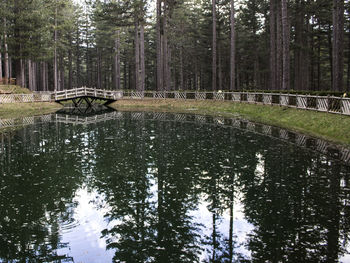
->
(0, 109, 350, 262)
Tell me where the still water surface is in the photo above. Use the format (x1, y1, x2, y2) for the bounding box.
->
(0, 110, 350, 262)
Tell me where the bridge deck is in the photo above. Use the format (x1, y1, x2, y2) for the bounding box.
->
(53, 87, 123, 105)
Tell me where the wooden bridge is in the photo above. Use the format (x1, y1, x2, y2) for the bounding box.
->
(53, 87, 123, 107)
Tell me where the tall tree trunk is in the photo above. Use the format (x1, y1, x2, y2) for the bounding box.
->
(135, 20, 140, 90)
(28, 60, 33, 91)
(180, 47, 184, 90)
(124, 57, 128, 90)
(212, 0, 217, 91)
(14, 0, 23, 87)
(0, 48, 2, 84)
(230, 0, 235, 91)
(218, 43, 222, 90)
(347, 29, 350, 91)
(54, 4, 58, 91)
(60, 54, 64, 90)
(269, 0, 276, 90)
(41, 62, 45, 91)
(21, 59, 25, 87)
(328, 25, 333, 88)
(281, 0, 290, 90)
(33, 61, 37, 91)
(68, 34, 73, 89)
(162, 4, 170, 91)
(114, 30, 121, 90)
(4, 22, 9, 85)
(97, 48, 102, 89)
(140, 23, 145, 91)
(76, 28, 81, 88)
(332, 0, 344, 91)
(156, 0, 163, 91)
(276, 1, 282, 90)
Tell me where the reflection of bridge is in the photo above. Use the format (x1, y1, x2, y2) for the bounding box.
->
(53, 87, 123, 106)
(0, 111, 349, 164)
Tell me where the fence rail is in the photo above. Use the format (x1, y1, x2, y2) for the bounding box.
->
(123, 91, 350, 116)
(0, 93, 52, 103)
(1, 89, 350, 116)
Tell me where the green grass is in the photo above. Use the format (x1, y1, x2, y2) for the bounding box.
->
(0, 102, 62, 119)
(0, 84, 32, 94)
(111, 99, 350, 146)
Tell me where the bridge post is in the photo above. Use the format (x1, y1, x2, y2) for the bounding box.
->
(65, 90, 67, 99)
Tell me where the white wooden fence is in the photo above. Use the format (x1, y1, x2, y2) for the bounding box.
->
(0, 93, 51, 103)
(123, 91, 350, 116)
(1, 89, 350, 116)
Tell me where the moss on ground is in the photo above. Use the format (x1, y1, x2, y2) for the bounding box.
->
(110, 99, 350, 145)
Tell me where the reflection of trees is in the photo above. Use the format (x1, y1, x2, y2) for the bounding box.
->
(240, 140, 350, 262)
(93, 119, 203, 262)
(0, 123, 84, 262)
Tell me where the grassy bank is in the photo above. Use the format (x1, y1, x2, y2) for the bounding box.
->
(0, 102, 63, 119)
(111, 99, 350, 145)
(0, 85, 32, 94)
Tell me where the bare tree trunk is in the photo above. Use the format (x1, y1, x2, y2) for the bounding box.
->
(135, 20, 140, 91)
(33, 61, 37, 91)
(28, 60, 33, 91)
(68, 34, 73, 89)
(3, 18, 9, 84)
(156, 0, 163, 91)
(269, 0, 276, 90)
(97, 48, 101, 89)
(60, 54, 64, 90)
(162, 4, 170, 91)
(230, 0, 235, 91)
(42, 62, 45, 91)
(347, 30, 350, 91)
(76, 28, 81, 88)
(45, 62, 49, 91)
(218, 43, 222, 90)
(140, 23, 145, 91)
(0, 48, 2, 84)
(281, 0, 290, 90)
(54, 4, 58, 91)
(276, 1, 282, 90)
(180, 47, 184, 90)
(328, 25, 333, 88)
(21, 59, 25, 87)
(124, 57, 128, 90)
(332, 0, 344, 91)
(317, 25, 321, 90)
(114, 31, 121, 90)
(9, 57, 12, 81)
(212, 0, 217, 91)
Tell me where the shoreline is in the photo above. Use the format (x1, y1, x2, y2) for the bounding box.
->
(110, 99, 350, 146)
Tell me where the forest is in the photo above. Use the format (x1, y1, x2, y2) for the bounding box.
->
(0, 0, 349, 93)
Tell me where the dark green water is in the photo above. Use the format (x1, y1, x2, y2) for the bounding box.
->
(1, 110, 350, 263)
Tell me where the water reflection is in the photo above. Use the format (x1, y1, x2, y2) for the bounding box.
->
(0, 111, 350, 262)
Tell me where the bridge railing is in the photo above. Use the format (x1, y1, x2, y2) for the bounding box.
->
(53, 87, 123, 101)
(122, 91, 350, 116)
